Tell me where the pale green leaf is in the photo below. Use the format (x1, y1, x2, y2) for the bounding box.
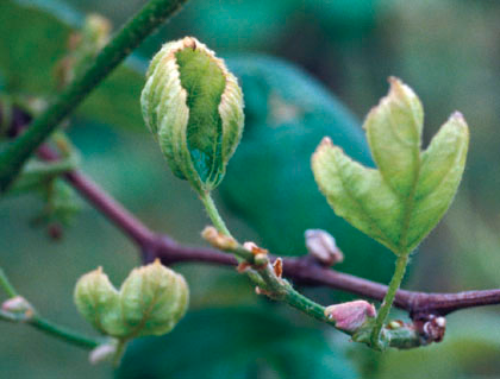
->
(120, 260, 189, 337)
(73, 268, 126, 337)
(312, 78, 469, 255)
(74, 262, 189, 339)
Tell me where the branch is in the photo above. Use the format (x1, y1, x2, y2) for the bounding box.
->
(1, 269, 104, 350)
(0, 0, 188, 192)
(4, 106, 500, 347)
(34, 146, 500, 318)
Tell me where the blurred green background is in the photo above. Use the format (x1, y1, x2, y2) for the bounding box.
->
(2, 0, 500, 378)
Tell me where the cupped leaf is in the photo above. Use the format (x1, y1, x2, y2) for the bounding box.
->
(74, 261, 189, 339)
(74, 267, 127, 337)
(120, 261, 189, 337)
(312, 78, 469, 255)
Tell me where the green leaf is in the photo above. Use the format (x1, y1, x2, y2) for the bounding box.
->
(120, 261, 189, 337)
(116, 307, 359, 379)
(73, 267, 127, 337)
(74, 261, 189, 339)
(312, 78, 469, 255)
(141, 37, 244, 194)
(220, 55, 395, 284)
(0, 0, 145, 131)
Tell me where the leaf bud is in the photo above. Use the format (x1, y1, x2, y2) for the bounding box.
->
(2, 296, 33, 319)
(324, 300, 376, 332)
(202, 226, 238, 250)
(89, 342, 118, 365)
(141, 37, 244, 194)
(305, 229, 343, 266)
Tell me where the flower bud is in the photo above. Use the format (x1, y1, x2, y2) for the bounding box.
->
(141, 37, 244, 194)
(74, 260, 189, 339)
(324, 300, 376, 332)
(89, 342, 117, 365)
(305, 229, 343, 266)
(2, 296, 33, 318)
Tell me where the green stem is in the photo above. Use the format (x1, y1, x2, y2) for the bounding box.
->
(0, 309, 19, 322)
(0, 0, 188, 192)
(0, 266, 102, 350)
(112, 339, 128, 367)
(370, 253, 409, 349)
(200, 192, 232, 237)
(30, 314, 102, 350)
(196, 194, 423, 349)
(0, 267, 18, 297)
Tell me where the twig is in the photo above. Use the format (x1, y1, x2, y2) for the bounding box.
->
(0, 0, 188, 192)
(1, 265, 104, 350)
(34, 145, 500, 318)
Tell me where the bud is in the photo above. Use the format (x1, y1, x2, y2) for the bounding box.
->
(305, 229, 343, 266)
(82, 14, 111, 50)
(58, 14, 111, 86)
(2, 296, 33, 318)
(202, 226, 238, 250)
(324, 300, 376, 332)
(141, 37, 244, 194)
(312, 78, 469, 255)
(243, 241, 269, 256)
(74, 260, 189, 339)
(89, 342, 117, 365)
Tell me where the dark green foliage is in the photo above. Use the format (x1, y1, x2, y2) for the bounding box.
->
(0, 0, 145, 132)
(116, 308, 358, 379)
(221, 56, 395, 284)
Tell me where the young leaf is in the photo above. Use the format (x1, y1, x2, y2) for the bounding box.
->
(141, 37, 244, 195)
(74, 261, 189, 339)
(120, 260, 189, 337)
(312, 78, 469, 255)
(220, 55, 396, 286)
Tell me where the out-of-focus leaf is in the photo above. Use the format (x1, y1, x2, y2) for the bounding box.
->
(179, 0, 296, 50)
(220, 55, 394, 284)
(0, 0, 145, 131)
(116, 307, 358, 379)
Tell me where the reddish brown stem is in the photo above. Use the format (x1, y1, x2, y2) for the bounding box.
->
(0, 97, 491, 322)
(33, 145, 500, 318)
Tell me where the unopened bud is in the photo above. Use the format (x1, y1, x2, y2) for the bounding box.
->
(324, 300, 376, 332)
(89, 342, 117, 365)
(253, 253, 269, 267)
(273, 258, 283, 278)
(141, 37, 244, 194)
(243, 241, 269, 256)
(2, 296, 33, 318)
(305, 229, 343, 266)
(202, 226, 238, 250)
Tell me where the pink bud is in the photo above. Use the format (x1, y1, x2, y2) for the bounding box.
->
(324, 300, 376, 332)
(305, 229, 343, 266)
(2, 296, 32, 315)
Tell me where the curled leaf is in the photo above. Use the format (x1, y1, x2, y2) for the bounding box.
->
(141, 37, 244, 194)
